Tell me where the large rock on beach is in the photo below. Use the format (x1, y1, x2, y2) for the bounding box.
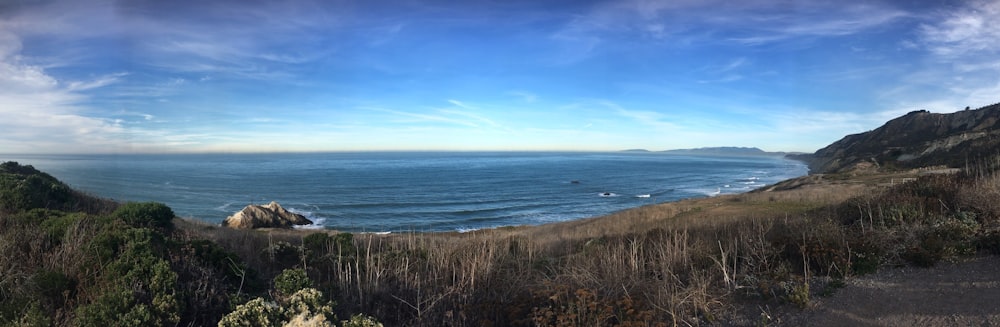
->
(222, 201, 312, 229)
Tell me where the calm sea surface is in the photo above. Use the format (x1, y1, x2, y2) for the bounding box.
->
(1, 152, 807, 232)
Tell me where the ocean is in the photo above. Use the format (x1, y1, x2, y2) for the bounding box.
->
(1, 152, 808, 232)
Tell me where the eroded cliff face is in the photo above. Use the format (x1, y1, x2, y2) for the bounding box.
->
(807, 103, 1000, 174)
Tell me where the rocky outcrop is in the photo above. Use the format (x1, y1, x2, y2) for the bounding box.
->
(807, 102, 1000, 173)
(222, 201, 312, 229)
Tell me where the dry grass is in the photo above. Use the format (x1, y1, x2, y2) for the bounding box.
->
(182, 170, 884, 325)
(162, 164, 1000, 326)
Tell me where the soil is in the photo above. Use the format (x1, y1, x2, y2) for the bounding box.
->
(779, 256, 1000, 326)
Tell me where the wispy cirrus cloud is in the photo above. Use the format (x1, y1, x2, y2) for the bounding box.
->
(0, 24, 180, 153)
(507, 91, 538, 103)
(365, 107, 482, 128)
(890, 0, 1000, 110)
(555, 0, 910, 49)
(920, 1, 1000, 58)
(66, 72, 129, 91)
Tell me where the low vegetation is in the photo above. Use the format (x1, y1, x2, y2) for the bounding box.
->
(3, 157, 1000, 326)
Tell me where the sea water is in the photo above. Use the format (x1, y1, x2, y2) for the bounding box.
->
(1, 152, 807, 232)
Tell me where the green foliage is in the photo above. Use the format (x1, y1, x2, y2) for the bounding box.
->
(783, 280, 810, 308)
(303, 232, 356, 257)
(0, 164, 71, 213)
(303, 232, 331, 251)
(217, 297, 284, 327)
(112, 202, 175, 229)
(185, 239, 257, 283)
(30, 270, 75, 303)
(274, 268, 312, 298)
(218, 288, 340, 327)
(284, 288, 335, 323)
(39, 211, 83, 244)
(10, 302, 50, 327)
(342, 314, 384, 327)
(74, 223, 182, 326)
(264, 240, 305, 267)
(75, 287, 147, 326)
(216, 266, 373, 326)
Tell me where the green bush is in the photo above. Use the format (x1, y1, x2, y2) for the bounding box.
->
(40, 211, 83, 244)
(218, 297, 284, 327)
(303, 232, 356, 263)
(303, 233, 331, 252)
(0, 171, 71, 213)
(76, 223, 181, 326)
(274, 268, 312, 298)
(264, 241, 304, 267)
(112, 202, 175, 229)
(31, 270, 75, 303)
(75, 287, 147, 326)
(11, 301, 50, 327)
(342, 314, 384, 327)
(218, 288, 339, 327)
(284, 288, 335, 323)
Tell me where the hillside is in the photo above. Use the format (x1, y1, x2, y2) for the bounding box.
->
(802, 102, 1000, 173)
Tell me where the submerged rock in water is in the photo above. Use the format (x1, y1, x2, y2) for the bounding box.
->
(222, 201, 312, 229)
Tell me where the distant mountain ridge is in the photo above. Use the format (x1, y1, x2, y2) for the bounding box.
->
(799, 102, 1000, 173)
(661, 147, 788, 157)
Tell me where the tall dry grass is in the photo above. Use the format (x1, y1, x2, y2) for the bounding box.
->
(188, 161, 1000, 326)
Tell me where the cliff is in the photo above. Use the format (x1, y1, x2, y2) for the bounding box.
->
(806, 102, 1000, 173)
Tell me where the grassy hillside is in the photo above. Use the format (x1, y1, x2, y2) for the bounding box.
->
(3, 158, 1000, 326)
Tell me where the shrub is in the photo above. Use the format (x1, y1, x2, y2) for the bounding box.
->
(217, 297, 284, 327)
(284, 288, 335, 322)
(264, 241, 304, 267)
(40, 211, 83, 244)
(342, 314, 384, 327)
(0, 171, 71, 213)
(30, 270, 75, 303)
(12, 301, 50, 327)
(218, 288, 340, 327)
(113, 202, 175, 229)
(274, 268, 312, 298)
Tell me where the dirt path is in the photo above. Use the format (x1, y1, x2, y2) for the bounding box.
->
(788, 256, 1000, 326)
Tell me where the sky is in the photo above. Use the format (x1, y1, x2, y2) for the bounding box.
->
(1, 0, 998, 154)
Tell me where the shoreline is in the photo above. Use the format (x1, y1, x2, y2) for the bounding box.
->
(0, 153, 808, 233)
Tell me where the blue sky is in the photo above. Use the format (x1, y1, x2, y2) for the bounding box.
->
(1, 0, 998, 154)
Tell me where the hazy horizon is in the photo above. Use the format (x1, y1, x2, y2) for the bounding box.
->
(2, 0, 998, 154)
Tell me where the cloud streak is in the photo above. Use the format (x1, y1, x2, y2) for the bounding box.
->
(558, 0, 909, 47)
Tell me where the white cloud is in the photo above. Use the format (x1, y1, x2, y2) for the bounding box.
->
(903, 0, 1000, 109)
(920, 1, 1000, 57)
(558, 0, 909, 47)
(365, 107, 482, 128)
(447, 99, 472, 109)
(603, 101, 680, 130)
(66, 72, 129, 91)
(0, 28, 170, 153)
(508, 91, 538, 103)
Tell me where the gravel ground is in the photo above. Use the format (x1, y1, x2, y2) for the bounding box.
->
(785, 256, 1000, 326)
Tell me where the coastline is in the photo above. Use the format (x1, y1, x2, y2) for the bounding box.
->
(2, 152, 807, 233)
